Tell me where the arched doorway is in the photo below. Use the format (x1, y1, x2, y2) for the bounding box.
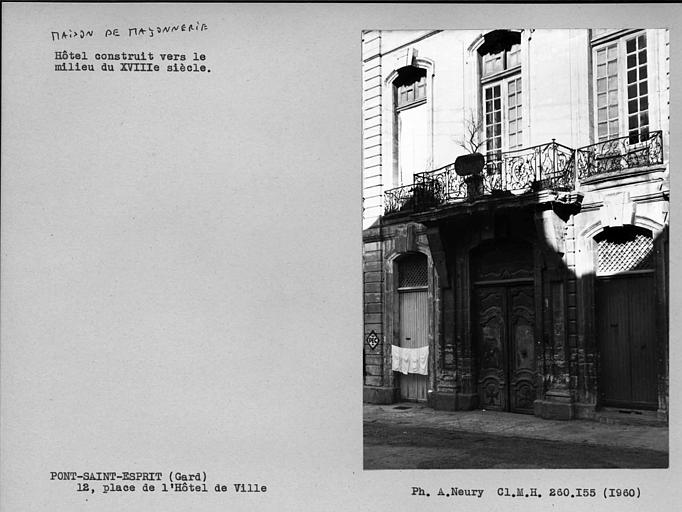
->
(396, 253, 429, 402)
(595, 226, 658, 410)
(472, 239, 536, 414)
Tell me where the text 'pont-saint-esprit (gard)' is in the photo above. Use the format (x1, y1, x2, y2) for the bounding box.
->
(50, 471, 267, 495)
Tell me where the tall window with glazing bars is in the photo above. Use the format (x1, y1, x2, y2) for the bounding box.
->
(593, 30, 649, 144)
(478, 30, 523, 174)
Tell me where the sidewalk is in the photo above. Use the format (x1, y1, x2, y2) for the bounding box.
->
(364, 402, 668, 453)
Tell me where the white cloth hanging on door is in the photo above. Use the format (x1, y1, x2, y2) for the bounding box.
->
(391, 345, 429, 375)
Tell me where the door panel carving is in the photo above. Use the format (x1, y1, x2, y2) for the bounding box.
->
(475, 287, 506, 411)
(475, 283, 536, 414)
(473, 239, 534, 282)
(509, 285, 535, 413)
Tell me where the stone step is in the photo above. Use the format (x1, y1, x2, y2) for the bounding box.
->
(594, 408, 666, 427)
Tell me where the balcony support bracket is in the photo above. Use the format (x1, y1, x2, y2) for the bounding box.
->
(534, 193, 582, 257)
(425, 226, 451, 289)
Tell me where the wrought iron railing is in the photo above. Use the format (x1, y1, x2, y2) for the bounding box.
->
(482, 140, 575, 193)
(383, 183, 419, 214)
(413, 162, 467, 205)
(383, 133, 665, 215)
(384, 140, 575, 213)
(576, 130, 663, 180)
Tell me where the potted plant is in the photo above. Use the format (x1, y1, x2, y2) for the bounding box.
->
(455, 111, 487, 176)
(454, 111, 487, 198)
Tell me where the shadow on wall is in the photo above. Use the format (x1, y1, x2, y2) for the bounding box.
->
(362, 190, 668, 421)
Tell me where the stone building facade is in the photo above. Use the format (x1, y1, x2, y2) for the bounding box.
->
(362, 29, 669, 421)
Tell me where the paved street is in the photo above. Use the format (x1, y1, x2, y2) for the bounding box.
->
(364, 403, 668, 469)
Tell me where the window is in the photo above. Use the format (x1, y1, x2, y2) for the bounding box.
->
(506, 76, 523, 149)
(595, 226, 654, 276)
(484, 84, 502, 157)
(483, 76, 524, 164)
(593, 30, 650, 143)
(594, 43, 620, 140)
(625, 35, 649, 142)
(482, 41, 521, 77)
(395, 66, 427, 110)
(398, 253, 428, 289)
(478, 31, 523, 167)
(394, 66, 429, 185)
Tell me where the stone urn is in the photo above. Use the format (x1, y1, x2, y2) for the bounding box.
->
(455, 153, 486, 199)
(454, 153, 485, 176)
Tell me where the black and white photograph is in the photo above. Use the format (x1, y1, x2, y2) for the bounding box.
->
(2, 3, 682, 512)
(362, 28, 670, 469)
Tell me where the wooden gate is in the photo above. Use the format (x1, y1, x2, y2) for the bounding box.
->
(398, 289, 428, 401)
(396, 253, 429, 402)
(595, 227, 658, 410)
(596, 274, 657, 409)
(474, 283, 536, 414)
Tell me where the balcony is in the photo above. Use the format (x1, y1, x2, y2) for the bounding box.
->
(576, 130, 663, 180)
(383, 132, 664, 215)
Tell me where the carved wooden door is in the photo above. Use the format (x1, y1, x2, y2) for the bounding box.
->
(475, 283, 536, 414)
